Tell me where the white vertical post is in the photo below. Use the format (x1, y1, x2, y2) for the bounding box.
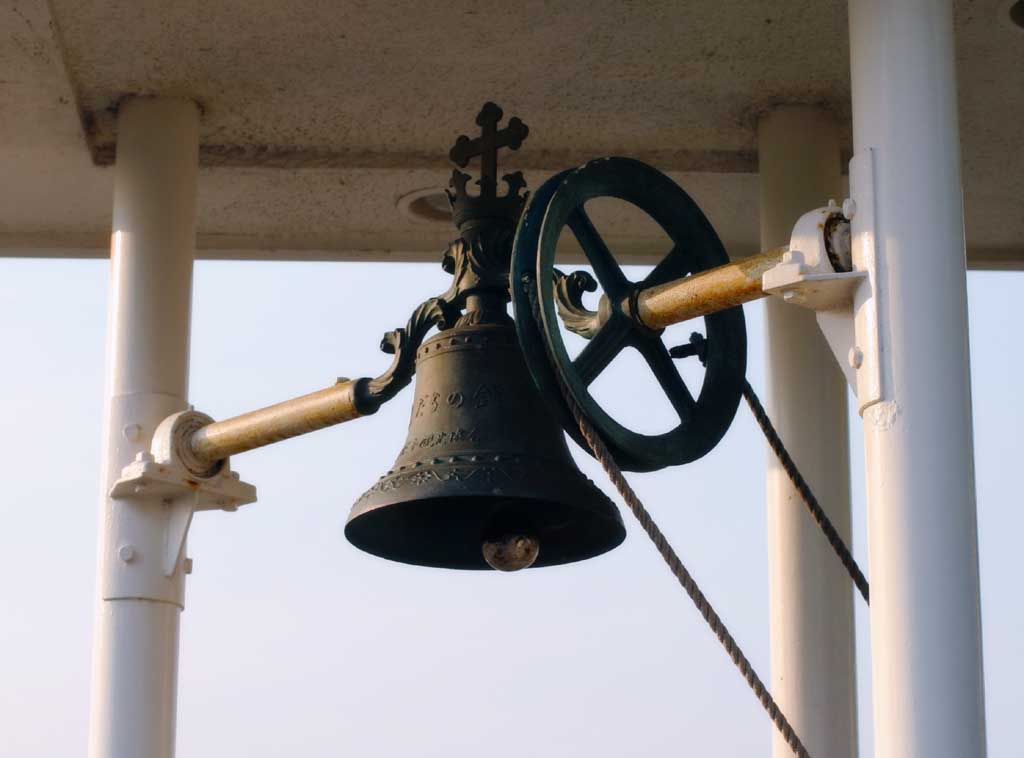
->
(88, 98, 200, 758)
(848, 3, 986, 757)
(758, 108, 858, 758)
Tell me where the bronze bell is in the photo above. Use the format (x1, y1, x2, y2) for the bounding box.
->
(345, 314, 625, 570)
(345, 102, 624, 570)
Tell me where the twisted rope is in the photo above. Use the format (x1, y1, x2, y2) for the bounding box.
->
(675, 334, 869, 605)
(742, 382, 870, 604)
(524, 277, 810, 757)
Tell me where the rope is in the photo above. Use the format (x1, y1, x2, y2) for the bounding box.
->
(523, 277, 811, 758)
(674, 333, 869, 605)
(742, 382, 870, 604)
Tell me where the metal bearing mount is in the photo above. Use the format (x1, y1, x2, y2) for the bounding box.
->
(510, 158, 746, 472)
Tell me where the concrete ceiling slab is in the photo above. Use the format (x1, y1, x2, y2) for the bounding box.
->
(1, 0, 1021, 267)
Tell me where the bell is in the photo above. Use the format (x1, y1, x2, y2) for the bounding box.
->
(347, 101, 624, 570)
(345, 318, 626, 570)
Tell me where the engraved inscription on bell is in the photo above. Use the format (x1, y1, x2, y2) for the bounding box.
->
(399, 427, 482, 456)
(413, 382, 503, 417)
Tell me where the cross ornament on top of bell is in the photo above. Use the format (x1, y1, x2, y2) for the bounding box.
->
(344, 103, 625, 570)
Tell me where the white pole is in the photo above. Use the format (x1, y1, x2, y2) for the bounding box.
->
(848, 3, 986, 757)
(758, 107, 858, 758)
(88, 97, 200, 758)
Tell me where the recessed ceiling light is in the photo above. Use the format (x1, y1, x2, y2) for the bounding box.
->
(397, 188, 452, 224)
(1004, 0, 1024, 31)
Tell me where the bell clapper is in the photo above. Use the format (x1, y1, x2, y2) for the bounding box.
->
(482, 532, 540, 572)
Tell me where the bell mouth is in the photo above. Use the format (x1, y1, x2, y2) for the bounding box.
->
(345, 493, 625, 570)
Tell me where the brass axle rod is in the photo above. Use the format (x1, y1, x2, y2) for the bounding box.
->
(185, 248, 786, 471)
(633, 246, 788, 329)
(188, 379, 371, 467)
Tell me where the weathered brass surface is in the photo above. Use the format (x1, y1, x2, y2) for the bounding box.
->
(345, 320, 625, 569)
(181, 296, 457, 474)
(635, 246, 788, 329)
(189, 379, 371, 466)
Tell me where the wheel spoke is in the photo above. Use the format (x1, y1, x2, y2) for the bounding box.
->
(573, 320, 631, 386)
(643, 244, 691, 287)
(568, 209, 630, 298)
(638, 339, 697, 423)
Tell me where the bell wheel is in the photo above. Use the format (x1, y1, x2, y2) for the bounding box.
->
(511, 157, 746, 472)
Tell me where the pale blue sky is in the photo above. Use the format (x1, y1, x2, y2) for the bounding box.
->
(0, 258, 1019, 756)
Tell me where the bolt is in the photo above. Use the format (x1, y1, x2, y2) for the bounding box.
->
(782, 290, 797, 302)
(668, 333, 707, 364)
(123, 424, 142, 442)
(848, 346, 864, 369)
(118, 544, 136, 563)
(842, 198, 857, 220)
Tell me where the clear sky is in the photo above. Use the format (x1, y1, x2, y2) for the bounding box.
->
(0, 257, 1019, 756)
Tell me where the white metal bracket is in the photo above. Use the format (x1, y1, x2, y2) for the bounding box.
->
(761, 162, 883, 415)
(846, 150, 883, 413)
(104, 410, 257, 607)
